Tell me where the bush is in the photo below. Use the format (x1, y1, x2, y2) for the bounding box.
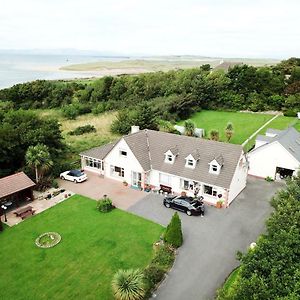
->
(92, 102, 108, 115)
(164, 212, 183, 248)
(283, 109, 297, 117)
(112, 269, 145, 300)
(68, 124, 96, 136)
(265, 176, 274, 182)
(96, 197, 113, 213)
(61, 103, 92, 119)
(143, 264, 165, 296)
(152, 245, 175, 269)
(51, 179, 59, 188)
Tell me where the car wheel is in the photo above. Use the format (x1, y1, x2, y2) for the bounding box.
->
(165, 203, 171, 208)
(60, 176, 65, 180)
(74, 179, 77, 183)
(186, 210, 192, 216)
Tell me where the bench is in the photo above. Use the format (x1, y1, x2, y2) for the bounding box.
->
(14, 206, 33, 217)
(20, 210, 35, 220)
(159, 184, 172, 194)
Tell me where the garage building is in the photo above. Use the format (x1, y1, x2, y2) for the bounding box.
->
(248, 127, 300, 179)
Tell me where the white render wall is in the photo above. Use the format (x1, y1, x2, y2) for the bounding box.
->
(104, 138, 144, 184)
(248, 141, 300, 179)
(228, 153, 248, 205)
(149, 169, 226, 205)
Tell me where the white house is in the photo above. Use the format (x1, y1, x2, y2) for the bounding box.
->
(80, 128, 248, 207)
(248, 127, 300, 179)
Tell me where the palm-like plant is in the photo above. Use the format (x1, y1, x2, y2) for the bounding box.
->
(225, 122, 234, 142)
(112, 269, 145, 300)
(184, 120, 195, 136)
(25, 144, 53, 183)
(210, 129, 220, 141)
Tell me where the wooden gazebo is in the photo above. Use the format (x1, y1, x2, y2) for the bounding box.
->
(0, 172, 35, 206)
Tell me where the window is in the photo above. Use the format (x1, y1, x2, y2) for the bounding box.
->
(85, 157, 102, 169)
(187, 159, 194, 166)
(120, 150, 127, 157)
(204, 185, 217, 197)
(212, 165, 218, 172)
(159, 173, 171, 185)
(167, 155, 173, 162)
(111, 165, 124, 177)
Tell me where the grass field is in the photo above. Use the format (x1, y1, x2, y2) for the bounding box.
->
(179, 110, 274, 144)
(243, 115, 298, 151)
(0, 195, 163, 300)
(37, 109, 119, 155)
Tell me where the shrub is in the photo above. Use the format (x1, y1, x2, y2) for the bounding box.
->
(164, 212, 183, 248)
(61, 103, 92, 119)
(152, 245, 175, 269)
(51, 179, 59, 188)
(143, 264, 165, 296)
(283, 109, 297, 117)
(96, 197, 113, 213)
(265, 176, 274, 182)
(92, 102, 108, 115)
(112, 269, 145, 300)
(68, 124, 96, 136)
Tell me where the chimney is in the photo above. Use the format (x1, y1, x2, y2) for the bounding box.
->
(131, 126, 140, 134)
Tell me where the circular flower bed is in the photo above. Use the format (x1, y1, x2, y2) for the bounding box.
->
(35, 232, 61, 248)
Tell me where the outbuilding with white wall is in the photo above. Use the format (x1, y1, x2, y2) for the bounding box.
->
(248, 127, 300, 179)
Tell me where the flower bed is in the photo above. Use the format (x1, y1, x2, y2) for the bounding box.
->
(35, 232, 61, 248)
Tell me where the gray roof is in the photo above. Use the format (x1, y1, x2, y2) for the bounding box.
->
(80, 141, 119, 160)
(81, 129, 244, 188)
(256, 135, 272, 142)
(266, 128, 283, 135)
(255, 127, 300, 162)
(215, 155, 224, 166)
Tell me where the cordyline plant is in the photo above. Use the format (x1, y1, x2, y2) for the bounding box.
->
(112, 269, 145, 300)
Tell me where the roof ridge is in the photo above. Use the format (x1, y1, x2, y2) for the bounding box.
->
(145, 129, 152, 169)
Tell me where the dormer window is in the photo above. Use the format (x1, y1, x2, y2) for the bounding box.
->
(211, 165, 218, 172)
(185, 154, 197, 169)
(167, 155, 173, 162)
(164, 149, 176, 164)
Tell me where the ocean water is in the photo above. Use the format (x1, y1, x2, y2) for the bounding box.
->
(0, 54, 126, 89)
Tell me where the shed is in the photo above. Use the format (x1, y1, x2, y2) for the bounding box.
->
(0, 172, 35, 205)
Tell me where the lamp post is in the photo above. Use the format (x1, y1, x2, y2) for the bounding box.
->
(1, 205, 7, 222)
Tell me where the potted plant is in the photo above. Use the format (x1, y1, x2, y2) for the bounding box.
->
(216, 200, 224, 208)
(144, 184, 151, 192)
(123, 180, 128, 187)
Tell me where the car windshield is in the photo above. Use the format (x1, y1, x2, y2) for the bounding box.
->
(71, 170, 84, 177)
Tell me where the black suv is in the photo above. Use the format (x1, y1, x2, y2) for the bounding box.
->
(163, 195, 204, 216)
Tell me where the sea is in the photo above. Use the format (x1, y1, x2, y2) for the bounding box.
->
(0, 54, 126, 89)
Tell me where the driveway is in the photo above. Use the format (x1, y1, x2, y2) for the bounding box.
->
(58, 171, 146, 210)
(128, 177, 283, 300)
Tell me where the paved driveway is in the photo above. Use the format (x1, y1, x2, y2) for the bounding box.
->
(128, 177, 283, 300)
(58, 171, 146, 210)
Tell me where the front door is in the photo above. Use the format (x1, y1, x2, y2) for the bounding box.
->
(132, 171, 142, 188)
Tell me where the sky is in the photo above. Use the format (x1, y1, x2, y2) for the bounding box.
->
(0, 0, 299, 58)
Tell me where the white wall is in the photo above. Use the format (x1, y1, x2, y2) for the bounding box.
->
(228, 153, 248, 205)
(104, 138, 144, 184)
(248, 141, 300, 179)
(149, 169, 226, 205)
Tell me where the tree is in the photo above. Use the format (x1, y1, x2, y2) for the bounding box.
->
(210, 129, 220, 141)
(25, 144, 53, 183)
(112, 269, 145, 300)
(225, 122, 234, 142)
(134, 102, 158, 131)
(184, 119, 196, 136)
(164, 212, 183, 248)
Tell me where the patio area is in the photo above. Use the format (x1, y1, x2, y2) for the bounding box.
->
(57, 171, 147, 210)
(2, 188, 74, 227)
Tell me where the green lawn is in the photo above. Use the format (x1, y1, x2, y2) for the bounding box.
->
(0, 195, 163, 300)
(243, 116, 298, 152)
(179, 110, 274, 144)
(219, 267, 240, 298)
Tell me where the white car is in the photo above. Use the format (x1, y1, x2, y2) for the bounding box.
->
(60, 170, 88, 183)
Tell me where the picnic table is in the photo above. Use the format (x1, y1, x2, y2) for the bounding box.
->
(14, 206, 35, 219)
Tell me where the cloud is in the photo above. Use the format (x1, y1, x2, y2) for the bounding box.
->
(0, 0, 299, 58)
